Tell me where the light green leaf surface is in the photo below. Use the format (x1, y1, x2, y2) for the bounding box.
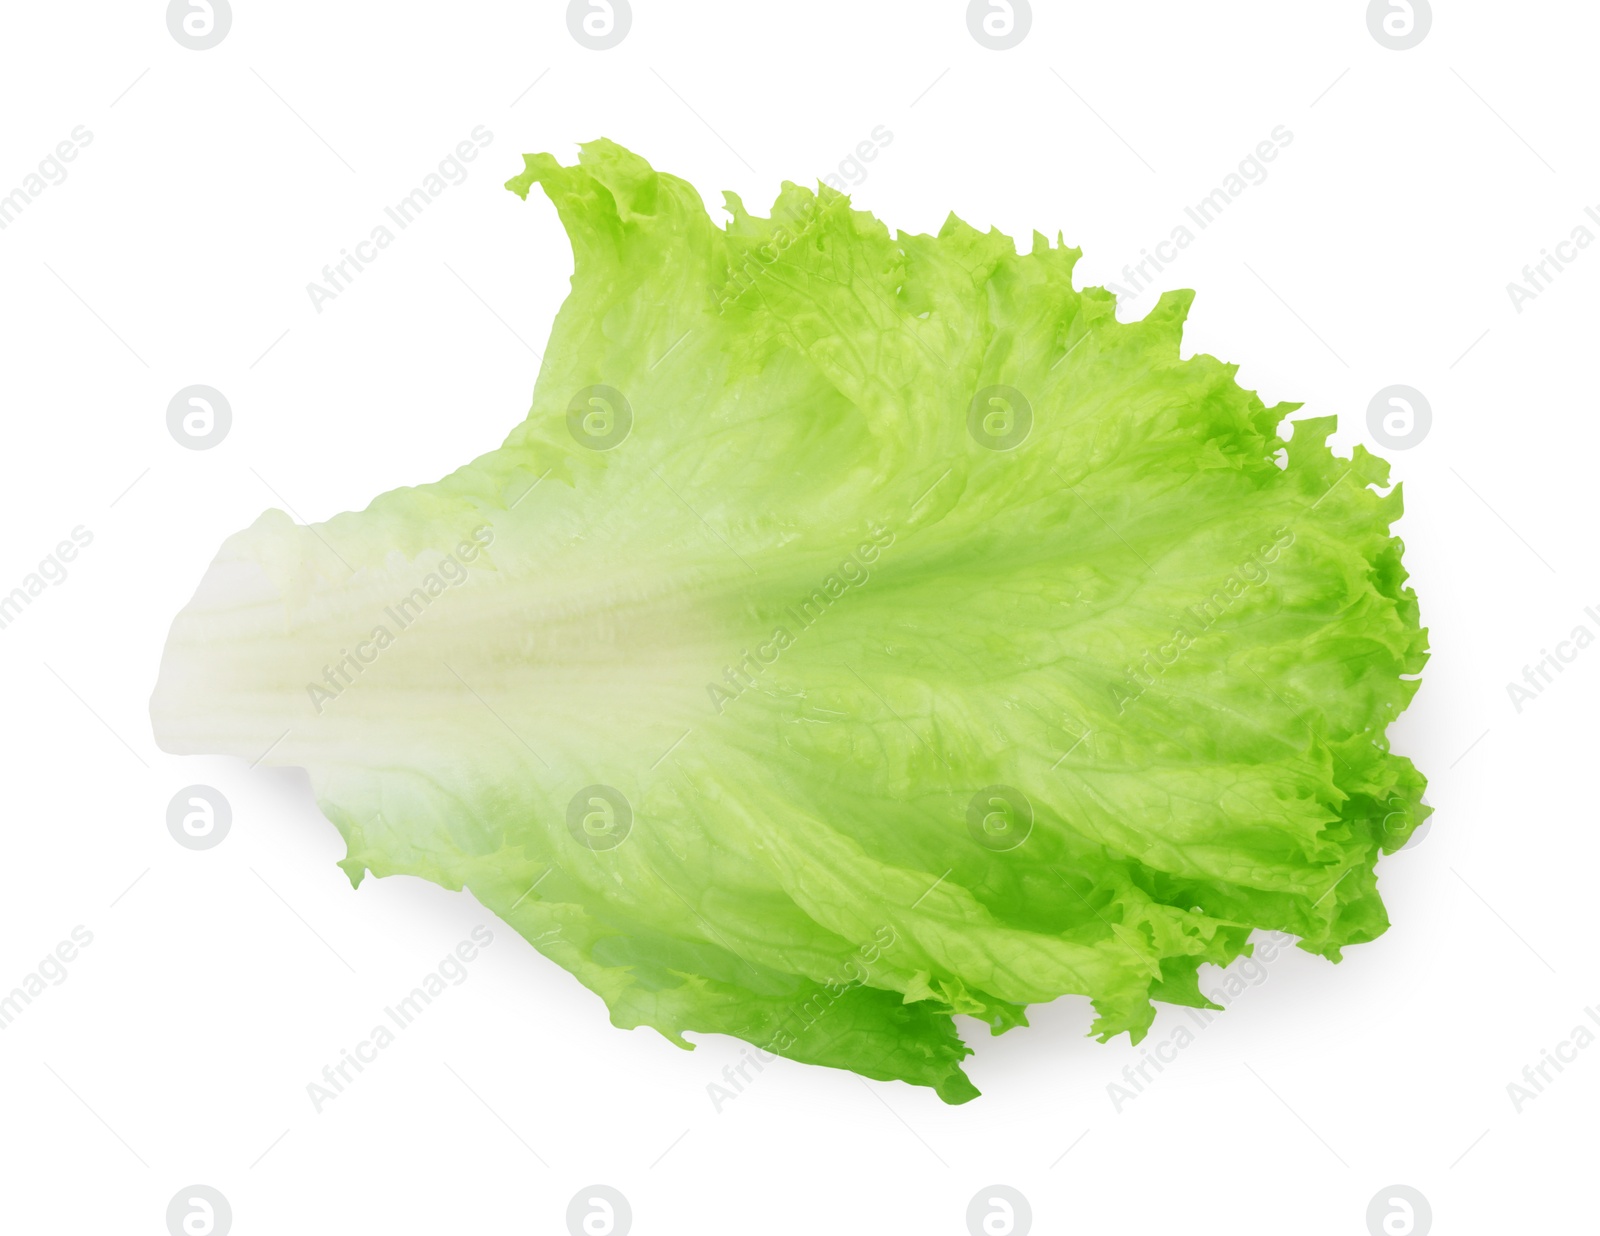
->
(152, 140, 1428, 1102)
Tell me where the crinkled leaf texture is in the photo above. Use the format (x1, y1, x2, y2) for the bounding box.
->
(151, 140, 1429, 1104)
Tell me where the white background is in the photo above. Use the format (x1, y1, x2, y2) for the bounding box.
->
(0, 2, 1593, 1233)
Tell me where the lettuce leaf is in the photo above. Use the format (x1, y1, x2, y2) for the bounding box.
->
(150, 140, 1429, 1103)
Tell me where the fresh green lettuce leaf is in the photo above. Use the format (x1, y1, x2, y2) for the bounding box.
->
(151, 140, 1428, 1103)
